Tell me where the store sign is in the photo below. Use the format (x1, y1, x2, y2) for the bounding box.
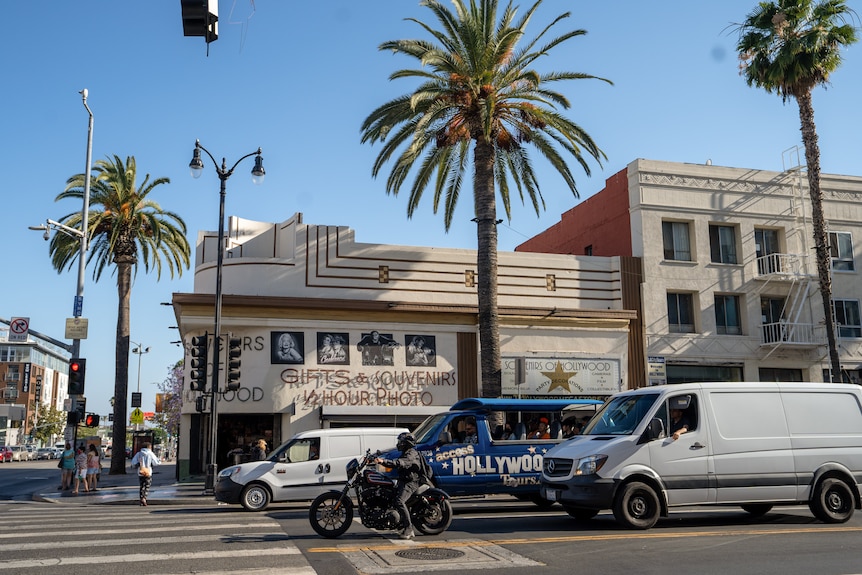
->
(501, 357, 622, 396)
(647, 356, 667, 386)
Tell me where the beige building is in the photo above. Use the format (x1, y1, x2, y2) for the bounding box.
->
(519, 156, 862, 386)
(171, 213, 639, 477)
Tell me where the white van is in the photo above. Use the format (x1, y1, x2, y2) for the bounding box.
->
(541, 382, 862, 529)
(214, 427, 406, 511)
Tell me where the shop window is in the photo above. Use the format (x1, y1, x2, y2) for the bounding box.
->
(662, 221, 691, 261)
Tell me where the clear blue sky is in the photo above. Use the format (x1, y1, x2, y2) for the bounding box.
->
(2, 1, 860, 419)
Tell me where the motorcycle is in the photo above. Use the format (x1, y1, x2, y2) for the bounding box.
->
(308, 450, 453, 539)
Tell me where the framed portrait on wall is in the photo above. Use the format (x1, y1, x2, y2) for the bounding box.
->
(317, 332, 350, 365)
(406, 334, 436, 367)
(356, 330, 399, 366)
(271, 331, 305, 364)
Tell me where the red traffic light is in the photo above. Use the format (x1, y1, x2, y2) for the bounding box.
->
(71, 362, 81, 372)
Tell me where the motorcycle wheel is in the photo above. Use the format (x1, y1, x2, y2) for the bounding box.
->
(414, 497, 453, 535)
(309, 492, 354, 538)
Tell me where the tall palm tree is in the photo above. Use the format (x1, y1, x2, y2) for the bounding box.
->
(736, 0, 857, 382)
(361, 0, 610, 397)
(51, 155, 190, 474)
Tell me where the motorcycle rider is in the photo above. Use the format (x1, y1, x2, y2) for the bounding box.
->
(376, 431, 422, 539)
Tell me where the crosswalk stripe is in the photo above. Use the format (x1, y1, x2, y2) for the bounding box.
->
(0, 522, 276, 539)
(0, 530, 284, 552)
(0, 547, 302, 570)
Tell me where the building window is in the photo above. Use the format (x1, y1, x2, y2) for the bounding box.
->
(715, 294, 742, 335)
(709, 224, 738, 264)
(760, 368, 803, 382)
(829, 231, 854, 271)
(834, 299, 862, 338)
(755, 228, 782, 274)
(584, 245, 593, 256)
(662, 221, 691, 261)
(667, 292, 695, 333)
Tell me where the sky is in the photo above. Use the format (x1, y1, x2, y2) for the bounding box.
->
(2, 1, 861, 420)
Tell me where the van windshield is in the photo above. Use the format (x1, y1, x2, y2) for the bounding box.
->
(583, 393, 660, 436)
(412, 414, 448, 445)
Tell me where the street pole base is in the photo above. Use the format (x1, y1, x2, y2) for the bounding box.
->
(204, 463, 217, 494)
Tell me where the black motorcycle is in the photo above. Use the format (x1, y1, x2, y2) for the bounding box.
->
(308, 450, 453, 538)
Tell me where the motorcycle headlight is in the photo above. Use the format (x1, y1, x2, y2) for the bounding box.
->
(218, 466, 241, 478)
(575, 455, 608, 476)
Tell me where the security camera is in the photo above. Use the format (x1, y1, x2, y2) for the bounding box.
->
(43, 230, 50, 241)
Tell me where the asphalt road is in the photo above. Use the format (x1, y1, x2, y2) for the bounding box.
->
(3, 463, 862, 575)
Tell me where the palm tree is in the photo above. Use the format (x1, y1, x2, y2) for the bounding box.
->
(50, 155, 190, 473)
(736, 0, 857, 382)
(361, 0, 610, 397)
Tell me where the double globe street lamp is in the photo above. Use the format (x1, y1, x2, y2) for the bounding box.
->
(189, 140, 265, 491)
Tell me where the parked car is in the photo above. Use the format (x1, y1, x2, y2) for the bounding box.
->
(8, 446, 28, 461)
(36, 448, 55, 460)
(0, 446, 12, 463)
(25, 446, 38, 460)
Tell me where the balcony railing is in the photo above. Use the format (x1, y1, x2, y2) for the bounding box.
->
(2, 389, 18, 399)
(755, 253, 811, 279)
(3, 373, 19, 382)
(760, 321, 825, 346)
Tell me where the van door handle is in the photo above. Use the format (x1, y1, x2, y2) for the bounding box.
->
(324, 464, 330, 473)
(691, 442, 705, 449)
(316, 464, 324, 474)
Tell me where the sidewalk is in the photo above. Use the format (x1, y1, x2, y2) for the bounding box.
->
(34, 462, 213, 506)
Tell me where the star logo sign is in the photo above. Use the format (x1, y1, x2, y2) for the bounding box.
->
(541, 361, 577, 392)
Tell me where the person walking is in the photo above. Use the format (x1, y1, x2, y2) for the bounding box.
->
(130, 442, 161, 506)
(86, 444, 100, 491)
(73, 447, 88, 494)
(376, 432, 422, 539)
(59, 442, 75, 491)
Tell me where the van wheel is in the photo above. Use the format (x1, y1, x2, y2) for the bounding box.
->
(613, 481, 660, 529)
(809, 477, 855, 523)
(240, 484, 271, 512)
(563, 505, 599, 521)
(740, 504, 773, 517)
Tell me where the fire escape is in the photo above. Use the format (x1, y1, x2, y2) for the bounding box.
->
(755, 147, 826, 356)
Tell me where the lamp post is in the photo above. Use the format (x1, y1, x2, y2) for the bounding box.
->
(189, 140, 264, 491)
(28, 89, 93, 449)
(29, 89, 93, 357)
(130, 342, 151, 394)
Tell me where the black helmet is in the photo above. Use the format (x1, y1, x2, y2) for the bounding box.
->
(396, 432, 416, 451)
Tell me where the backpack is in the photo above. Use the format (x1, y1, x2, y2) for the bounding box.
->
(419, 455, 434, 485)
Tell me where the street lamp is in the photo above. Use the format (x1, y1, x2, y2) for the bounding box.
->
(189, 139, 265, 491)
(28, 89, 93, 450)
(28, 89, 93, 358)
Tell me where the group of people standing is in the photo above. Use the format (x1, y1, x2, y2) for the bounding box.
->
(59, 442, 101, 494)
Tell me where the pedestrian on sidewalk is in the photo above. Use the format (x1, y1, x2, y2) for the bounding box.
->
(60, 442, 75, 491)
(73, 447, 89, 494)
(251, 439, 268, 461)
(86, 444, 100, 491)
(130, 442, 161, 506)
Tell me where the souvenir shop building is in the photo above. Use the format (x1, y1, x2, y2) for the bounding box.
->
(170, 213, 642, 478)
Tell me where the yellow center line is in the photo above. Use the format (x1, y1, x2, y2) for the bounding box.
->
(307, 526, 862, 553)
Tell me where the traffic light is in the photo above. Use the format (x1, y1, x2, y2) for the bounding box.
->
(226, 336, 242, 391)
(73, 397, 86, 425)
(190, 334, 208, 391)
(68, 358, 86, 395)
(85, 413, 100, 427)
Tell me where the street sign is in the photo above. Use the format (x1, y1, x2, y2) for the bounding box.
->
(65, 318, 89, 340)
(131, 392, 142, 408)
(8, 317, 29, 342)
(130, 408, 144, 425)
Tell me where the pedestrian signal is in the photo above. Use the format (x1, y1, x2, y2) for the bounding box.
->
(85, 413, 100, 427)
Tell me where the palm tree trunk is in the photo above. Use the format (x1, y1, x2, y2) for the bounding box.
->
(473, 139, 501, 397)
(796, 89, 841, 382)
(109, 260, 133, 474)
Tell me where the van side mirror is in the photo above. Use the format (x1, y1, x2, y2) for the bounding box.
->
(644, 417, 666, 442)
(438, 430, 452, 445)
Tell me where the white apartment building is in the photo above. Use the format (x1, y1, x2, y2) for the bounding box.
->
(518, 156, 862, 385)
